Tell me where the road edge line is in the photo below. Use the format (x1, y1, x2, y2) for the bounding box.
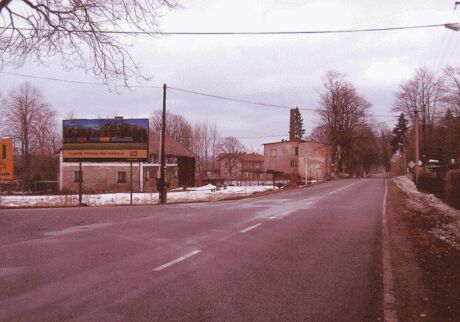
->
(382, 179, 398, 322)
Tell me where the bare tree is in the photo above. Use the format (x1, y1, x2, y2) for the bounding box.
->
(191, 121, 207, 177)
(150, 110, 192, 148)
(393, 68, 444, 159)
(0, 0, 177, 86)
(442, 66, 460, 117)
(209, 122, 219, 170)
(32, 104, 59, 155)
(217, 136, 246, 177)
(316, 71, 370, 173)
(0, 82, 58, 186)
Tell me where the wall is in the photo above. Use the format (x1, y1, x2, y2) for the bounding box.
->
(298, 142, 330, 181)
(60, 161, 179, 193)
(263, 141, 299, 175)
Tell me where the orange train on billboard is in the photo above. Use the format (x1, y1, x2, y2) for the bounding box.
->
(0, 138, 14, 181)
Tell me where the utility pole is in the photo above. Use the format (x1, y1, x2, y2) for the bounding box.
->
(159, 83, 167, 204)
(415, 110, 420, 184)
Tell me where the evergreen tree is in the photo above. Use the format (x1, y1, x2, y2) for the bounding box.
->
(391, 113, 409, 154)
(293, 107, 306, 141)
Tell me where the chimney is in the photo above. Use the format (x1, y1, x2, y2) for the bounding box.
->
(289, 108, 296, 141)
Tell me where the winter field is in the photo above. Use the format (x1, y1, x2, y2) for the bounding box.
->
(0, 184, 277, 208)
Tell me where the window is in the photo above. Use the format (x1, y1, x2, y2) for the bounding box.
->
(295, 147, 298, 156)
(118, 171, 127, 183)
(270, 149, 277, 157)
(74, 171, 82, 182)
(1, 145, 6, 159)
(290, 160, 297, 167)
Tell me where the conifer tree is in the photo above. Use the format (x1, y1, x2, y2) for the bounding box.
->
(293, 107, 305, 141)
(391, 113, 409, 154)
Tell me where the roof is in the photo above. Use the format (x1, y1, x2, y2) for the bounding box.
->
(149, 131, 196, 158)
(217, 152, 264, 162)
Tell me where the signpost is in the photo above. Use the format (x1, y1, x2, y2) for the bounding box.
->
(62, 118, 149, 205)
(0, 138, 14, 181)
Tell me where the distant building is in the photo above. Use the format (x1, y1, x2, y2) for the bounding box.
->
(59, 131, 196, 193)
(201, 152, 266, 185)
(263, 140, 331, 182)
(218, 152, 265, 180)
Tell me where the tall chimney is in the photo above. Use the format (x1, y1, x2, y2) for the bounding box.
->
(289, 108, 296, 141)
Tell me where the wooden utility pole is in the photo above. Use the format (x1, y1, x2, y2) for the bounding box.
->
(159, 84, 167, 204)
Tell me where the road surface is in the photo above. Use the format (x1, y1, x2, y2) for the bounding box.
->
(0, 179, 385, 321)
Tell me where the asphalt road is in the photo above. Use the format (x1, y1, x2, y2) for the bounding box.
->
(0, 179, 385, 322)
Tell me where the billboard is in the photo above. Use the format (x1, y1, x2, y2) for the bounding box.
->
(62, 118, 149, 162)
(0, 138, 14, 181)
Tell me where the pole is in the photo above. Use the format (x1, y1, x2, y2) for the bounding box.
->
(160, 83, 167, 204)
(78, 162, 82, 206)
(415, 110, 420, 184)
(130, 161, 133, 205)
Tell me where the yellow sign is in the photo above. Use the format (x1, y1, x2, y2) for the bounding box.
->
(0, 138, 14, 181)
(63, 149, 148, 160)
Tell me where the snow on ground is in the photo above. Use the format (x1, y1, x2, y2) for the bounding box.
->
(392, 175, 460, 250)
(0, 185, 276, 208)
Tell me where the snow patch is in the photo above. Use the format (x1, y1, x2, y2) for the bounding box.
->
(0, 185, 276, 208)
(392, 175, 460, 250)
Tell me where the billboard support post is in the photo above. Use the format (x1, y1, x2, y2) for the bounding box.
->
(78, 162, 82, 206)
(130, 161, 133, 205)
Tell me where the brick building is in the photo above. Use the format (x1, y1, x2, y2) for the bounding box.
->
(263, 140, 331, 182)
(59, 131, 195, 193)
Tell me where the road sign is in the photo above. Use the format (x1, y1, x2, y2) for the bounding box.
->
(408, 161, 416, 168)
(0, 138, 14, 181)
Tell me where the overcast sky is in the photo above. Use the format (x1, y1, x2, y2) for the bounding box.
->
(1, 0, 460, 152)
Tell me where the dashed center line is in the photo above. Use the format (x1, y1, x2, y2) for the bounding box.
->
(328, 182, 360, 196)
(240, 223, 262, 233)
(153, 250, 201, 271)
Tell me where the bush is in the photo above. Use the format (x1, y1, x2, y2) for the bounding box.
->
(445, 170, 460, 210)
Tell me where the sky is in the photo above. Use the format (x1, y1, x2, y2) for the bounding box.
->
(1, 0, 460, 153)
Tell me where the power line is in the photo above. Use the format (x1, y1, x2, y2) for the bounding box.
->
(169, 86, 307, 110)
(0, 70, 399, 118)
(6, 23, 451, 36)
(0, 71, 162, 89)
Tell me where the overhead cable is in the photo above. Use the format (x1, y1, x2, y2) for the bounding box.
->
(4, 23, 452, 36)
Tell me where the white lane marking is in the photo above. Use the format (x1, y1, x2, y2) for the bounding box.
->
(153, 250, 201, 271)
(381, 180, 398, 322)
(240, 223, 262, 233)
(328, 182, 360, 196)
(268, 216, 279, 220)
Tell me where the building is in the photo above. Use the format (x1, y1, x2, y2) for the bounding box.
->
(263, 140, 331, 183)
(59, 131, 195, 193)
(204, 152, 266, 185)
